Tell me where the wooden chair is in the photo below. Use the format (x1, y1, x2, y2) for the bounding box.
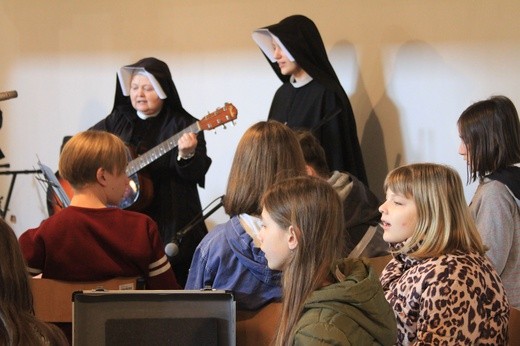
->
(236, 302, 282, 346)
(510, 307, 520, 346)
(31, 276, 139, 323)
(31, 277, 139, 345)
(366, 254, 392, 277)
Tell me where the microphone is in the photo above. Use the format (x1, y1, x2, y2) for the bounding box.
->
(0, 90, 18, 102)
(165, 242, 180, 257)
(164, 195, 224, 257)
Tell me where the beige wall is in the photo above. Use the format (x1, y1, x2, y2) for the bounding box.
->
(1, 0, 520, 235)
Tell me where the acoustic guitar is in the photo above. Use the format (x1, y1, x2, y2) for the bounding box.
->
(51, 102, 238, 213)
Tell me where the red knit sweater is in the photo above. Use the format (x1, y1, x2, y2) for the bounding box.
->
(19, 206, 179, 289)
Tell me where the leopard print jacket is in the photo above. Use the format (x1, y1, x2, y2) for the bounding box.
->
(380, 250, 509, 345)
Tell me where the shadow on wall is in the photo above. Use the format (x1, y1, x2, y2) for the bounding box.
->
(361, 106, 398, 200)
(385, 39, 467, 172)
(330, 40, 402, 200)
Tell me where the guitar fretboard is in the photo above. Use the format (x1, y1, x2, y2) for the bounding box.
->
(126, 122, 201, 176)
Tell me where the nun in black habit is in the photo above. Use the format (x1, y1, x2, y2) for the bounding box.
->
(252, 15, 368, 186)
(91, 57, 212, 286)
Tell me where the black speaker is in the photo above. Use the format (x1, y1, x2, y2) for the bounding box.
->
(73, 290, 235, 346)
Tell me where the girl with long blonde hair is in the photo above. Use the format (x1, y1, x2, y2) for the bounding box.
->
(379, 163, 509, 344)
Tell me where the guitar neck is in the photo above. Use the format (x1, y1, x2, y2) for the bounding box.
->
(126, 122, 201, 176)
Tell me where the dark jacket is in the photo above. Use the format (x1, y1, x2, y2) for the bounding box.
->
(328, 171, 388, 257)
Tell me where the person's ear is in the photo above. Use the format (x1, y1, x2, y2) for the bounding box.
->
(96, 167, 108, 187)
(287, 225, 299, 251)
(305, 164, 316, 177)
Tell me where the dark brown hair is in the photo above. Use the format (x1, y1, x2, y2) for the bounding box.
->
(294, 129, 331, 179)
(457, 95, 520, 182)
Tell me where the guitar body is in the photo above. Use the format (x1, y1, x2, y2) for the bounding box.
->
(49, 102, 237, 213)
(119, 171, 154, 211)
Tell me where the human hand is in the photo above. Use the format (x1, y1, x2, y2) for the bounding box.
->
(177, 132, 197, 159)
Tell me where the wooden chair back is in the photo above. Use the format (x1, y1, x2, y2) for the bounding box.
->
(236, 302, 282, 346)
(510, 307, 520, 346)
(31, 277, 139, 323)
(366, 254, 392, 277)
(234, 257, 392, 346)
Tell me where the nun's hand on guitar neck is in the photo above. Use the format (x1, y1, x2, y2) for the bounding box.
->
(177, 132, 197, 161)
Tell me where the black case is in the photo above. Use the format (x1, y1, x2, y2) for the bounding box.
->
(73, 290, 236, 346)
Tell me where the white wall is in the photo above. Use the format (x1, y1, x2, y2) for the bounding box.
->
(1, 0, 519, 236)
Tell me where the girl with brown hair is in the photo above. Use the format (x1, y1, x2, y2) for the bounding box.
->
(259, 176, 396, 345)
(0, 218, 68, 345)
(186, 121, 308, 310)
(457, 95, 520, 308)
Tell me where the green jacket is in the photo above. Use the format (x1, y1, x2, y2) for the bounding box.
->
(293, 258, 397, 345)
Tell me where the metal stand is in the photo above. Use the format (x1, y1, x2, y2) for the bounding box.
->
(0, 168, 41, 219)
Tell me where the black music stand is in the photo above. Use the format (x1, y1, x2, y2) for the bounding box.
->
(0, 167, 41, 219)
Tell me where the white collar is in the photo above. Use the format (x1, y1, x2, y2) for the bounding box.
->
(291, 73, 313, 88)
(238, 213, 262, 248)
(136, 109, 161, 119)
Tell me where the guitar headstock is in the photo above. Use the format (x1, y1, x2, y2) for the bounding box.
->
(199, 103, 238, 131)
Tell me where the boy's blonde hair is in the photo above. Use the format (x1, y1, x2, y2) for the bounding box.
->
(59, 130, 128, 189)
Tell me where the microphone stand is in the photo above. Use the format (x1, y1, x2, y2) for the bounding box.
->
(165, 195, 224, 257)
(310, 108, 341, 133)
(178, 195, 224, 241)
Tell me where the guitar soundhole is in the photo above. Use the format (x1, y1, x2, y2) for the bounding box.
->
(119, 174, 140, 209)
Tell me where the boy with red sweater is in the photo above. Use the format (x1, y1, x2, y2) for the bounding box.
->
(20, 130, 179, 289)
